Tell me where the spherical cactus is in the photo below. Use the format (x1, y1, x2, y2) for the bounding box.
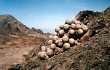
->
(38, 19, 89, 59)
(41, 46, 47, 52)
(75, 23, 81, 29)
(76, 20, 81, 24)
(69, 29, 75, 35)
(46, 48, 54, 56)
(74, 19, 81, 24)
(55, 26, 61, 32)
(50, 44, 56, 50)
(69, 38, 75, 45)
(64, 33, 70, 37)
(57, 40, 63, 47)
(77, 29, 84, 35)
(63, 24, 70, 30)
(59, 25, 64, 29)
(71, 19, 75, 24)
(59, 29, 65, 36)
(81, 24, 88, 32)
(48, 40, 53, 45)
(62, 35, 69, 42)
(38, 52, 48, 59)
(55, 47, 64, 55)
(55, 39, 59, 44)
(65, 19, 71, 24)
(63, 43, 70, 50)
(49, 35, 53, 39)
(71, 24, 75, 29)
(53, 32, 58, 36)
(53, 36, 58, 41)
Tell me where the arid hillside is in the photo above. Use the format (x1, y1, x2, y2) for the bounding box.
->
(0, 14, 49, 45)
(8, 7, 110, 70)
(0, 15, 49, 69)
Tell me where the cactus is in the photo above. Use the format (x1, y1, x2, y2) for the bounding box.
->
(41, 46, 47, 52)
(38, 19, 89, 59)
(59, 29, 65, 36)
(38, 52, 49, 59)
(77, 29, 84, 35)
(62, 35, 69, 42)
(50, 44, 56, 50)
(69, 29, 75, 35)
(63, 43, 70, 50)
(46, 48, 54, 57)
(69, 38, 75, 45)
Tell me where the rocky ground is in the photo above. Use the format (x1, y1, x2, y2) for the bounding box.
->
(0, 14, 49, 70)
(0, 45, 35, 70)
(8, 7, 110, 70)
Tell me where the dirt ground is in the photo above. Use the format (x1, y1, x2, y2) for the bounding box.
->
(0, 45, 35, 70)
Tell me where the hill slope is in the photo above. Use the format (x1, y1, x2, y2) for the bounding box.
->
(9, 7, 110, 70)
(0, 14, 49, 69)
(0, 14, 48, 45)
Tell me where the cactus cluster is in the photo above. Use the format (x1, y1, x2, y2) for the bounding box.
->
(38, 19, 88, 59)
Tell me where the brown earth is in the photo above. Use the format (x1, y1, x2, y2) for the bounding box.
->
(0, 15, 49, 70)
(0, 45, 34, 70)
(8, 7, 110, 70)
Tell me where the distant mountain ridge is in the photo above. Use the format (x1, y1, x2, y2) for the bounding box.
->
(31, 27, 44, 34)
(0, 14, 45, 35)
(0, 14, 49, 45)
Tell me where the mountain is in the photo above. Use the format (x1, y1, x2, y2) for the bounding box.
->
(8, 7, 110, 70)
(0, 14, 48, 45)
(31, 27, 44, 34)
(0, 15, 21, 35)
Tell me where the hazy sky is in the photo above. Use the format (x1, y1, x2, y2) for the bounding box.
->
(0, 0, 110, 33)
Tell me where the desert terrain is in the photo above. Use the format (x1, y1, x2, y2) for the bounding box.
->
(0, 7, 110, 70)
(0, 15, 49, 70)
(7, 7, 110, 70)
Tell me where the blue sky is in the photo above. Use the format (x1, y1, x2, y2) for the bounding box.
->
(0, 0, 110, 33)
